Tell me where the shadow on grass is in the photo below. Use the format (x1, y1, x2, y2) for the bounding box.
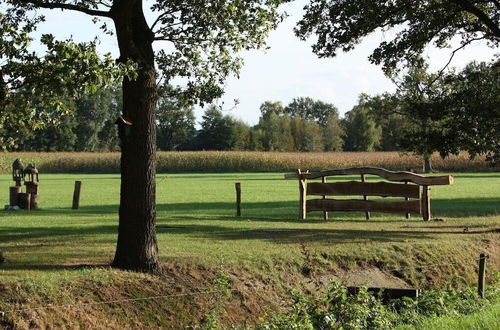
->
(1, 197, 498, 222)
(155, 224, 446, 243)
(1, 263, 111, 272)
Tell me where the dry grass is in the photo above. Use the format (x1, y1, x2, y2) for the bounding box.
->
(0, 151, 495, 174)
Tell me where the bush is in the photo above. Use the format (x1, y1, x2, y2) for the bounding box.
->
(257, 279, 500, 329)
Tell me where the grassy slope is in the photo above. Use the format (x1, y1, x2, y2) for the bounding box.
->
(0, 172, 499, 327)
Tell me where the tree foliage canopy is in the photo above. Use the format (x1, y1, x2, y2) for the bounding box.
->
(0, 11, 126, 149)
(295, 0, 500, 73)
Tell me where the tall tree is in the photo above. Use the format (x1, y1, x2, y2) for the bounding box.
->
(373, 64, 453, 172)
(197, 106, 234, 151)
(2, 0, 285, 272)
(322, 113, 344, 151)
(343, 95, 382, 152)
(285, 97, 339, 127)
(156, 96, 195, 151)
(296, 0, 500, 73)
(74, 86, 121, 151)
(440, 60, 500, 164)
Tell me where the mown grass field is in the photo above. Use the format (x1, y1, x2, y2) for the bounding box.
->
(0, 172, 498, 281)
(0, 171, 499, 328)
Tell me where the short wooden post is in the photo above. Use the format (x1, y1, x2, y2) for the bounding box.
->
(405, 181, 411, 219)
(421, 185, 431, 221)
(18, 193, 31, 210)
(72, 181, 82, 210)
(298, 169, 307, 220)
(322, 176, 328, 221)
(30, 194, 40, 210)
(478, 253, 488, 298)
(25, 193, 31, 211)
(9, 186, 22, 206)
(235, 182, 241, 216)
(361, 174, 370, 220)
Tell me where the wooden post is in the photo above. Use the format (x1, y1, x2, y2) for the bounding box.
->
(30, 194, 40, 210)
(405, 181, 411, 219)
(361, 174, 370, 220)
(421, 185, 431, 221)
(18, 193, 31, 210)
(9, 186, 22, 206)
(298, 169, 307, 220)
(72, 181, 82, 210)
(478, 253, 488, 298)
(235, 182, 241, 216)
(322, 176, 328, 221)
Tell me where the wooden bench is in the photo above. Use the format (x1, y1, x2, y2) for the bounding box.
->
(284, 167, 453, 221)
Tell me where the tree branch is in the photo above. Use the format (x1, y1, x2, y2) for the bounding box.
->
(450, 0, 500, 38)
(18, 0, 113, 18)
(428, 35, 486, 86)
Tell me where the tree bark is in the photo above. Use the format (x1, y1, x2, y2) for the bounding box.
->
(111, 0, 160, 273)
(423, 153, 433, 173)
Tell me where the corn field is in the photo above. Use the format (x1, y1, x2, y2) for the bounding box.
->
(0, 151, 496, 174)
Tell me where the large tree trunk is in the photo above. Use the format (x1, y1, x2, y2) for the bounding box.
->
(423, 153, 433, 173)
(111, 0, 159, 272)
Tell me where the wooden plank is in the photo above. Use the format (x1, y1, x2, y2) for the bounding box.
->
(306, 199, 421, 214)
(307, 181, 420, 199)
(285, 167, 453, 186)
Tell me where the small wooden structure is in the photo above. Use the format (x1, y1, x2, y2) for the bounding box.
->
(285, 167, 453, 221)
(12, 158, 24, 187)
(7, 160, 41, 210)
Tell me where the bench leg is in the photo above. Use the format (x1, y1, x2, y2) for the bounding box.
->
(298, 170, 307, 220)
(322, 177, 328, 221)
(422, 186, 431, 221)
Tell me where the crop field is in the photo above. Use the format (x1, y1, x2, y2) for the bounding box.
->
(0, 170, 499, 328)
(0, 151, 497, 174)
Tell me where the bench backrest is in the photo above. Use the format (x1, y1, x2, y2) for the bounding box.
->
(306, 181, 420, 199)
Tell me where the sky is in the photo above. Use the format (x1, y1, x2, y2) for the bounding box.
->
(35, 0, 497, 126)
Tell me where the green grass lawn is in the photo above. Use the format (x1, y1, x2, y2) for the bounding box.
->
(0, 172, 499, 285)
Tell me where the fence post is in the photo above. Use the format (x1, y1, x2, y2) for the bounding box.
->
(72, 181, 82, 210)
(235, 182, 241, 216)
(478, 253, 488, 298)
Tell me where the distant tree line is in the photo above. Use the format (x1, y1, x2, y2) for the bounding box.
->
(5, 60, 498, 171)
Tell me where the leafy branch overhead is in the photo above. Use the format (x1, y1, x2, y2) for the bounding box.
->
(4, 0, 286, 105)
(0, 12, 131, 149)
(295, 0, 500, 74)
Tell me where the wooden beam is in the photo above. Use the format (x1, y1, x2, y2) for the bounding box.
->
(306, 181, 420, 199)
(347, 287, 420, 301)
(306, 199, 421, 214)
(285, 167, 453, 186)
